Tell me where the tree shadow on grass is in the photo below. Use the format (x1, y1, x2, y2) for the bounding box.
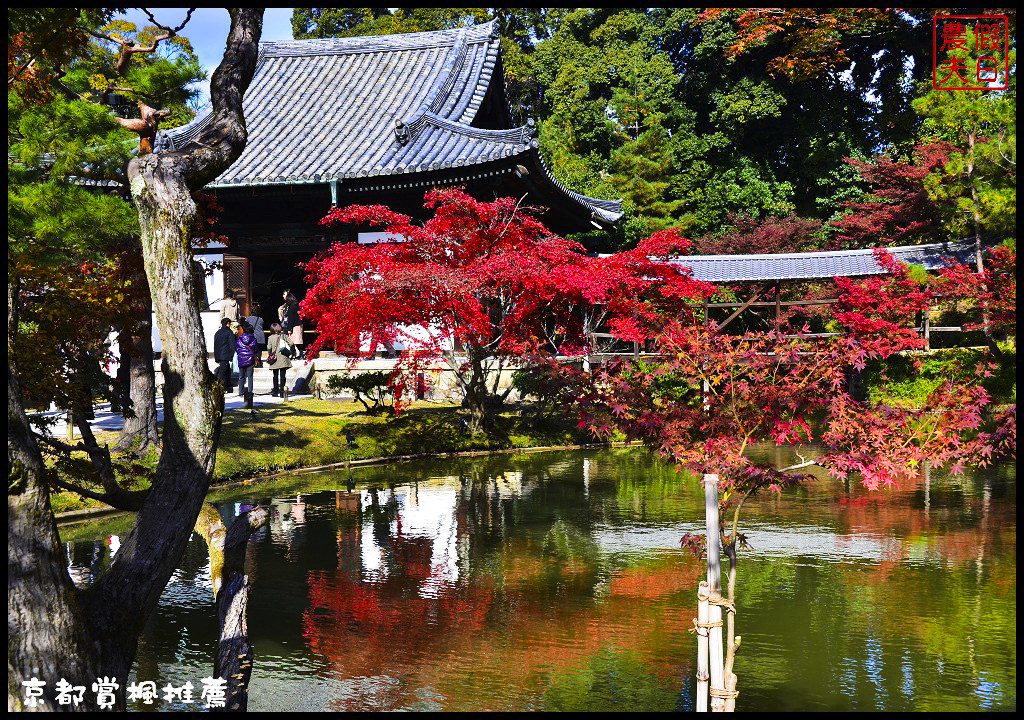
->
(218, 401, 588, 465)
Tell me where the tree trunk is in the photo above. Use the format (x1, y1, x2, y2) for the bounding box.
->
(195, 504, 268, 711)
(461, 355, 493, 433)
(7, 9, 264, 712)
(114, 278, 159, 454)
(9, 280, 101, 711)
(966, 127, 997, 354)
(214, 507, 268, 711)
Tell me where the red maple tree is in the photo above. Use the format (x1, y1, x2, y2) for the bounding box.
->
(828, 142, 953, 250)
(302, 188, 712, 430)
(582, 246, 1015, 701)
(587, 247, 1014, 493)
(693, 213, 822, 256)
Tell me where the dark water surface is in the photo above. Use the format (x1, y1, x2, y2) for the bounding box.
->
(60, 448, 1016, 712)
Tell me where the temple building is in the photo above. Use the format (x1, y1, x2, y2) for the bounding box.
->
(156, 21, 622, 347)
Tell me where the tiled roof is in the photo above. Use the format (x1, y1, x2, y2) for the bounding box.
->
(156, 22, 622, 224)
(665, 240, 982, 282)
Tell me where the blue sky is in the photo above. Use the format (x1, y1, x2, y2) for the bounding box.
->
(112, 8, 296, 106)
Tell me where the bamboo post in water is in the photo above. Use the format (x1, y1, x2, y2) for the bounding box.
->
(704, 474, 726, 711)
(696, 580, 711, 711)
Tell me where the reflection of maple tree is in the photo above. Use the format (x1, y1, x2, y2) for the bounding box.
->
(303, 530, 496, 685)
(301, 502, 705, 709)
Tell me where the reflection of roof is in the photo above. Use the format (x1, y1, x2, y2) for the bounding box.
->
(667, 240, 982, 282)
(156, 22, 622, 226)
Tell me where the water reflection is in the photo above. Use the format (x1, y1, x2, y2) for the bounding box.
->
(59, 449, 1015, 712)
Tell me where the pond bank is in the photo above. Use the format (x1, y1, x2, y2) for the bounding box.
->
(54, 398, 623, 523)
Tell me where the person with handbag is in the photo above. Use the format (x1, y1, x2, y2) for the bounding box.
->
(278, 289, 304, 360)
(266, 321, 293, 397)
(246, 301, 266, 367)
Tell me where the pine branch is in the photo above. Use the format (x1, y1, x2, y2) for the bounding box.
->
(85, 8, 196, 74)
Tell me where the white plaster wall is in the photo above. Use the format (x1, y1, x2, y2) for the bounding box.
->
(152, 253, 225, 353)
(357, 231, 405, 244)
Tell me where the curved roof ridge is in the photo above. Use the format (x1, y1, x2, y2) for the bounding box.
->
(261, 20, 495, 57)
(664, 238, 987, 282)
(420, 112, 534, 144)
(396, 29, 468, 143)
(450, 31, 501, 124)
(532, 147, 623, 224)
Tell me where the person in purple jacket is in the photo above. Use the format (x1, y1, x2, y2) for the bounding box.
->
(236, 321, 258, 412)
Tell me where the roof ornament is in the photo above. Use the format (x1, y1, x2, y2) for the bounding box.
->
(394, 119, 410, 146)
(520, 117, 536, 144)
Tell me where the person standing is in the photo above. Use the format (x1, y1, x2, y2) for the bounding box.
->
(213, 317, 236, 391)
(220, 288, 240, 324)
(236, 321, 258, 411)
(246, 301, 266, 368)
(278, 289, 304, 360)
(266, 321, 292, 397)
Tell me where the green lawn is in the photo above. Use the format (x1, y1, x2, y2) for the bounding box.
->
(49, 398, 598, 514)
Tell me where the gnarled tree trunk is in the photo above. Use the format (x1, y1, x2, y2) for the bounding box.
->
(8, 280, 100, 712)
(7, 9, 263, 711)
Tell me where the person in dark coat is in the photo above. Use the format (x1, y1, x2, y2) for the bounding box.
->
(279, 289, 304, 360)
(236, 321, 258, 410)
(213, 317, 236, 391)
(266, 321, 293, 397)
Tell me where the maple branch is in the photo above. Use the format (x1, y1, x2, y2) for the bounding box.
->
(8, 55, 38, 88)
(8, 23, 82, 86)
(778, 458, 817, 473)
(493, 193, 531, 243)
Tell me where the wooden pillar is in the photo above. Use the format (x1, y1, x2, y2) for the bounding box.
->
(704, 474, 726, 711)
(696, 580, 711, 711)
(774, 282, 781, 330)
(923, 305, 931, 350)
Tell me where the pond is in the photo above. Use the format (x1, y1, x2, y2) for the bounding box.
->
(60, 447, 1016, 712)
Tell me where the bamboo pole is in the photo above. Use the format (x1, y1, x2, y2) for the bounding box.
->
(696, 580, 711, 712)
(774, 282, 781, 329)
(704, 474, 726, 711)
